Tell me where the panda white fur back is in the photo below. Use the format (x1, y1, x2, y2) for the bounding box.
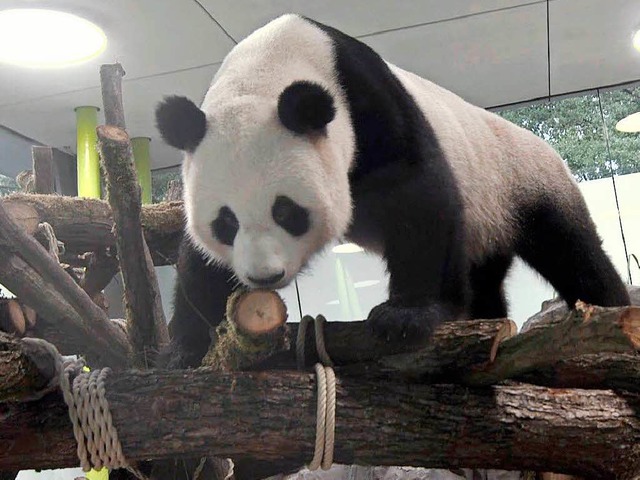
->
(156, 14, 629, 369)
(392, 66, 577, 262)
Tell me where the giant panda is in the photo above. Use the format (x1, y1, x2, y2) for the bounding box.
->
(155, 14, 630, 369)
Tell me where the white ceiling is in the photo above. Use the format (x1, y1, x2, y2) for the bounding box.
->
(1, 0, 640, 168)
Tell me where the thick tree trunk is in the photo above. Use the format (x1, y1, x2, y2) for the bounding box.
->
(1, 366, 639, 480)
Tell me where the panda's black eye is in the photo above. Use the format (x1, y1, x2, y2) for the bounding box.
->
(211, 206, 239, 246)
(272, 195, 309, 237)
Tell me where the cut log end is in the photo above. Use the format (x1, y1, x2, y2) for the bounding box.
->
(3, 300, 26, 336)
(620, 307, 640, 349)
(229, 290, 288, 335)
(3, 202, 39, 236)
(96, 124, 129, 144)
(100, 63, 126, 77)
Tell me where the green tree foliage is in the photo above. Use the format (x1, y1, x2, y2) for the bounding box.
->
(0, 173, 18, 196)
(497, 86, 640, 182)
(151, 167, 181, 203)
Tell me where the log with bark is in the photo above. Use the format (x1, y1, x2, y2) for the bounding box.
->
(1, 336, 639, 480)
(97, 123, 168, 366)
(217, 293, 640, 392)
(2, 194, 184, 265)
(0, 199, 131, 369)
(31, 146, 55, 195)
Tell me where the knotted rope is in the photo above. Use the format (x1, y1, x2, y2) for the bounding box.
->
(296, 315, 337, 471)
(24, 337, 146, 478)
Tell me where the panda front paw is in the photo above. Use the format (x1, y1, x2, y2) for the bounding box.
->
(366, 300, 458, 344)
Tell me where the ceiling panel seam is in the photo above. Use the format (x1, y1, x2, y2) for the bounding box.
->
(356, 0, 549, 39)
(0, 62, 223, 110)
(192, 0, 238, 44)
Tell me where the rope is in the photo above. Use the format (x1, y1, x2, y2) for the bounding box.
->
(30, 338, 146, 478)
(296, 315, 334, 369)
(296, 315, 337, 471)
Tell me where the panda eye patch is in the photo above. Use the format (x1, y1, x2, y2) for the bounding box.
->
(211, 206, 239, 246)
(272, 195, 309, 237)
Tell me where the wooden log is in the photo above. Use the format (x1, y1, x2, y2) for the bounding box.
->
(32, 146, 55, 195)
(202, 290, 290, 372)
(0, 301, 25, 336)
(100, 64, 127, 129)
(2, 194, 184, 265)
(0, 253, 129, 368)
(0, 201, 131, 368)
(1, 358, 639, 479)
(80, 250, 120, 299)
(0, 332, 59, 402)
(97, 124, 169, 366)
(519, 352, 640, 392)
(465, 303, 640, 386)
(256, 318, 517, 381)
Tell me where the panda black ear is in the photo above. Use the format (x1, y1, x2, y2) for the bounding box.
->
(155, 96, 207, 152)
(278, 81, 335, 135)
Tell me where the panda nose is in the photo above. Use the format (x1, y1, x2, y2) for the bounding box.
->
(248, 270, 285, 287)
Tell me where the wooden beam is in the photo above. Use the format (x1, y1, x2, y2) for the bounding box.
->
(32, 146, 55, 195)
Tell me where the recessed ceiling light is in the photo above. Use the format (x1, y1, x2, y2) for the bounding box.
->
(0, 9, 107, 68)
(615, 112, 640, 133)
(354, 280, 380, 288)
(331, 242, 364, 254)
(634, 29, 640, 52)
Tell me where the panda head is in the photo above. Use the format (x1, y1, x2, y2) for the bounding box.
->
(156, 81, 353, 289)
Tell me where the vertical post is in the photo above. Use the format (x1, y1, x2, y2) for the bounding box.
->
(31, 146, 55, 194)
(131, 137, 152, 204)
(100, 63, 126, 129)
(75, 106, 101, 198)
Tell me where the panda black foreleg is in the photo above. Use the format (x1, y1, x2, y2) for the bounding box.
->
(366, 203, 471, 343)
(156, 239, 237, 369)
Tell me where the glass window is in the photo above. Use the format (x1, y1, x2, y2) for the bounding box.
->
(151, 166, 181, 203)
(599, 84, 640, 284)
(0, 172, 18, 196)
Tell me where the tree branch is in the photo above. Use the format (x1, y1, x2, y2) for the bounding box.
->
(97, 125, 169, 367)
(0, 200, 131, 368)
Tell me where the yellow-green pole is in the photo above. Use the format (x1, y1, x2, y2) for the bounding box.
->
(131, 136, 152, 204)
(75, 106, 101, 198)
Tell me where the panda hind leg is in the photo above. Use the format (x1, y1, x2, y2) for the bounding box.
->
(469, 254, 513, 319)
(515, 199, 630, 309)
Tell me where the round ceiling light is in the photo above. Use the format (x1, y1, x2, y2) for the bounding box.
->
(634, 29, 640, 52)
(615, 112, 640, 133)
(0, 9, 107, 68)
